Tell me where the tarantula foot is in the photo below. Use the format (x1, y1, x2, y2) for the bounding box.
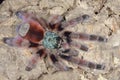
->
(98, 36, 108, 42)
(96, 64, 105, 70)
(15, 11, 20, 16)
(15, 11, 25, 19)
(2, 37, 8, 43)
(80, 45, 88, 51)
(82, 14, 90, 20)
(2, 37, 13, 46)
(89, 35, 108, 42)
(88, 62, 105, 70)
(25, 66, 32, 71)
(67, 67, 73, 71)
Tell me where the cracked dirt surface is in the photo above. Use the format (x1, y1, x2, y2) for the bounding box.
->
(0, 0, 120, 80)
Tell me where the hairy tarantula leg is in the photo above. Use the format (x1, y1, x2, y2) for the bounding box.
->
(16, 11, 34, 21)
(49, 14, 89, 31)
(60, 55, 105, 70)
(3, 36, 29, 47)
(48, 15, 64, 31)
(25, 49, 46, 71)
(60, 14, 89, 30)
(61, 40, 88, 51)
(50, 54, 71, 71)
(25, 53, 40, 71)
(3, 36, 41, 49)
(70, 41, 89, 51)
(63, 31, 108, 42)
(61, 41, 87, 53)
(62, 49, 79, 56)
(48, 15, 63, 25)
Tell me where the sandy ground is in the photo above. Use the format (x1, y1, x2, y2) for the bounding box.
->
(0, 0, 120, 80)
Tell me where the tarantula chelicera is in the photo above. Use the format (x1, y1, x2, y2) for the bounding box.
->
(3, 11, 107, 71)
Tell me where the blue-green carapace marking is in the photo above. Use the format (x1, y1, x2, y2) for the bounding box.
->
(42, 31, 62, 49)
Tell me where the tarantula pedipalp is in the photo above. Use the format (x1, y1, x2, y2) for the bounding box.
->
(3, 11, 107, 71)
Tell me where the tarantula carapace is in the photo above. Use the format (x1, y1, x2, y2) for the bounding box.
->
(3, 11, 107, 71)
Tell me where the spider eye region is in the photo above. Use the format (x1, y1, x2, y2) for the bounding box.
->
(42, 31, 62, 49)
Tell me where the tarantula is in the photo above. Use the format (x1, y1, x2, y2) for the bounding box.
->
(3, 11, 107, 71)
